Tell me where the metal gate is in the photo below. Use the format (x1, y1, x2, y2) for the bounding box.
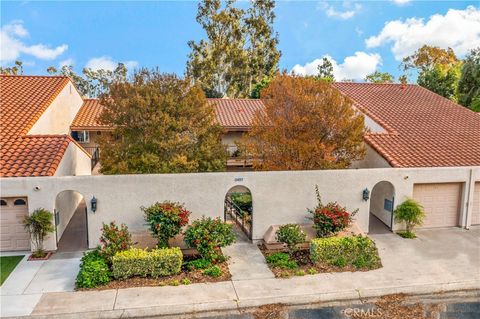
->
(224, 196, 252, 240)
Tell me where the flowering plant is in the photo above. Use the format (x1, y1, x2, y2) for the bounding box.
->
(308, 186, 357, 237)
(99, 221, 133, 263)
(142, 201, 191, 248)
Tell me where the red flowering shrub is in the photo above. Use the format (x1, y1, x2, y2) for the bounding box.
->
(99, 221, 133, 263)
(308, 186, 357, 237)
(142, 201, 191, 248)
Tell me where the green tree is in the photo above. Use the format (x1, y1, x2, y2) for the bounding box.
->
(23, 208, 55, 258)
(417, 64, 461, 101)
(394, 199, 425, 238)
(250, 75, 272, 98)
(0, 60, 23, 75)
(365, 71, 394, 83)
(187, 0, 280, 98)
(457, 48, 480, 112)
(316, 57, 334, 82)
(98, 69, 227, 174)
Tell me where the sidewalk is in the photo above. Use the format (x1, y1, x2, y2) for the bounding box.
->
(2, 227, 479, 318)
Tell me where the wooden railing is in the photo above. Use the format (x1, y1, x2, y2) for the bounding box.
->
(224, 196, 252, 240)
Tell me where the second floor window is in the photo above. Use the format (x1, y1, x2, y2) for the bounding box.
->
(72, 130, 90, 143)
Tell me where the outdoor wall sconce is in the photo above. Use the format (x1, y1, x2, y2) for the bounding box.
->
(91, 196, 97, 213)
(362, 188, 370, 201)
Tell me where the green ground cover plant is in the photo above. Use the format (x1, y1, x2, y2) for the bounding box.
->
(76, 250, 111, 288)
(265, 252, 298, 269)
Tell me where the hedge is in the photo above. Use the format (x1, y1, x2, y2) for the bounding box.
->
(112, 247, 183, 279)
(76, 250, 111, 288)
(310, 236, 381, 270)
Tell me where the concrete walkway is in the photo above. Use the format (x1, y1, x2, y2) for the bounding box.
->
(2, 227, 479, 318)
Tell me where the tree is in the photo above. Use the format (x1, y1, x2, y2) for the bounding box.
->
(250, 75, 272, 98)
(316, 57, 334, 82)
(187, 0, 280, 98)
(98, 69, 227, 174)
(23, 208, 55, 258)
(401, 45, 458, 72)
(0, 60, 23, 75)
(394, 198, 425, 239)
(365, 71, 394, 83)
(457, 48, 480, 112)
(417, 64, 461, 101)
(47, 63, 128, 98)
(239, 75, 365, 170)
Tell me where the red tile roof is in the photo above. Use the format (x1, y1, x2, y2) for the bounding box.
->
(71, 99, 111, 131)
(0, 75, 80, 177)
(208, 98, 265, 130)
(333, 82, 480, 167)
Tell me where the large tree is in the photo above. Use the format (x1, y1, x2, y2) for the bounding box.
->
(316, 57, 334, 82)
(239, 75, 365, 170)
(186, 0, 280, 98)
(457, 48, 480, 112)
(98, 69, 227, 174)
(365, 71, 394, 84)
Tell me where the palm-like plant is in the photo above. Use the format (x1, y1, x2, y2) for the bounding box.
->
(394, 199, 425, 238)
(23, 208, 55, 257)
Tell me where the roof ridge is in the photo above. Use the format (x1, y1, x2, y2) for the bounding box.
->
(0, 74, 69, 79)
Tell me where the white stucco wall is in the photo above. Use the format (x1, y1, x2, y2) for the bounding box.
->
(54, 143, 92, 177)
(28, 82, 84, 135)
(1, 166, 478, 251)
(351, 144, 391, 169)
(55, 190, 83, 241)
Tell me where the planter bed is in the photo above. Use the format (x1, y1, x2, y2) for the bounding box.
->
(77, 254, 231, 291)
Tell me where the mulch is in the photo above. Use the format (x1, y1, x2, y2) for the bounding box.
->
(258, 244, 382, 277)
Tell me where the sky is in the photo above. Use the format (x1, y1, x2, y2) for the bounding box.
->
(1, 1, 479, 81)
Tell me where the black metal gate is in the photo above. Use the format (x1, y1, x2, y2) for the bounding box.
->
(224, 196, 252, 240)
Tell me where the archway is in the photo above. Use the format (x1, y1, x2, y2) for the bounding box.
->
(55, 190, 88, 252)
(369, 181, 395, 234)
(224, 185, 252, 241)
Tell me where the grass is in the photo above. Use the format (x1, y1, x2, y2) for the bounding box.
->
(0, 255, 24, 285)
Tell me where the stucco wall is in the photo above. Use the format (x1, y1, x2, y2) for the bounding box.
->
(370, 181, 395, 227)
(351, 144, 391, 169)
(28, 82, 84, 135)
(1, 166, 478, 251)
(54, 143, 92, 177)
(55, 190, 83, 241)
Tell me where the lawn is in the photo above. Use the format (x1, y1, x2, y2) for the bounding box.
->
(0, 255, 24, 285)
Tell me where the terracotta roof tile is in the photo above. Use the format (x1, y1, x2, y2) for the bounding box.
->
(333, 82, 480, 167)
(208, 98, 264, 130)
(0, 75, 75, 177)
(71, 99, 111, 131)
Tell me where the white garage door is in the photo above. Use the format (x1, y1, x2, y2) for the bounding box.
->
(472, 182, 480, 226)
(413, 183, 462, 228)
(0, 197, 31, 251)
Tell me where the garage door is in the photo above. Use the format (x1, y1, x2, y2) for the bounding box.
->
(472, 182, 480, 225)
(0, 197, 30, 251)
(413, 183, 462, 228)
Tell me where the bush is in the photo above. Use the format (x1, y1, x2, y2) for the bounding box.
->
(310, 236, 381, 270)
(229, 193, 252, 213)
(265, 252, 298, 269)
(184, 216, 236, 262)
(186, 258, 211, 271)
(76, 250, 111, 288)
(23, 208, 55, 258)
(394, 199, 425, 235)
(397, 230, 416, 239)
(99, 222, 133, 263)
(142, 201, 191, 248)
(112, 247, 183, 279)
(203, 265, 222, 277)
(276, 224, 306, 255)
(308, 186, 357, 237)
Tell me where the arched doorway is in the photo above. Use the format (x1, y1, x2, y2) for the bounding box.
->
(224, 186, 253, 241)
(55, 190, 88, 252)
(369, 181, 395, 234)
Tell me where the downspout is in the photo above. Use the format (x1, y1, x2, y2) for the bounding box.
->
(463, 168, 475, 230)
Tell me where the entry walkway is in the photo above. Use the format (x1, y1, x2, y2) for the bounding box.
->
(56, 203, 88, 252)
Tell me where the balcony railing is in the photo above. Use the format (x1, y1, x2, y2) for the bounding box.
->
(226, 145, 253, 167)
(82, 146, 100, 169)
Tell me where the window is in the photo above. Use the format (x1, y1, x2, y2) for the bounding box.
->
(14, 199, 26, 206)
(1, 199, 7, 206)
(75, 131, 90, 143)
(384, 198, 393, 212)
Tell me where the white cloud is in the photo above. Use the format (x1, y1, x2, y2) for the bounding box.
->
(391, 0, 411, 6)
(85, 56, 138, 71)
(366, 6, 480, 60)
(318, 1, 362, 20)
(291, 51, 382, 81)
(0, 20, 68, 63)
(59, 58, 75, 67)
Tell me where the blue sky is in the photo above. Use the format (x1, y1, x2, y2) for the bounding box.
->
(1, 1, 479, 81)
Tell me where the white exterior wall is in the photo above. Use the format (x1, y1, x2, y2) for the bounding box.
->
(1, 167, 478, 251)
(54, 143, 91, 177)
(28, 82, 84, 135)
(55, 190, 83, 241)
(351, 144, 391, 169)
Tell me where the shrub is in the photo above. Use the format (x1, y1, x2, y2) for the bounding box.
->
(203, 265, 222, 277)
(397, 230, 416, 239)
(308, 186, 357, 237)
(170, 279, 180, 286)
(230, 193, 252, 214)
(265, 252, 298, 269)
(310, 236, 381, 270)
(186, 258, 211, 271)
(99, 222, 133, 263)
(142, 201, 191, 248)
(112, 247, 183, 279)
(181, 278, 191, 285)
(76, 250, 111, 288)
(394, 199, 425, 235)
(307, 267, 318, 275)
(276, 224, 306, 255)
(295, 270, 306, 276)
(23, 208, 55, 258)
(184, 216, 236, 262)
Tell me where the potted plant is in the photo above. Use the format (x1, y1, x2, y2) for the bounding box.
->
(394, 198, 425, 238)
(23, 208, 55, 260)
